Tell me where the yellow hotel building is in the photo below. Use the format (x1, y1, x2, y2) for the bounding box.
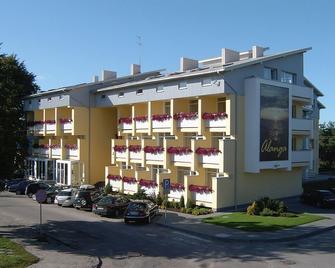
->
(23, 46, 324, 210)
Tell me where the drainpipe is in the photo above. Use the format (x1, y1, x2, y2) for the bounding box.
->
(217, 70, 239, 211)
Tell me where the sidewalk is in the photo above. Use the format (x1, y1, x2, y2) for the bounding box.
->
(155, 210, 335, 243)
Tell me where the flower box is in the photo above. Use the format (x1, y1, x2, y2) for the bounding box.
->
(170, 182, 185, 191)
(115, 151, 127, 159)
(130, 151, 141, 161)
(174, 112, 199, 129)
(60, 119, 73, 132)
(192, 191, 213, 204)
(152, 118, 172, 129)
(109, 179, 122, 192)
(139, 179, 157, 188)
(205, 118, 227, 128)
(128, 145, 141, 152)
(135, 119, 148, 130)
(195, 147, 221, 156)
(67, 149, 78, 158)
(119, 118, 132, 131)
(144, 146, 164, 154)
(40, 148, 49, 157)
(200, 154, 220, 165)
(107, 174, 122, 181)
(51, 146, 61, 157)
(202, 112, 228, 120)
(122, 176, 137, 184)
(173, 112, 198, 121)
(34, 123, 44, 133)
(168, 188, 185, 201)
(171, 153, 192, 163)
(189, 184, 213, 193)
(123, 176, 138, 193)
(167, 147, 192, 155)
(146, 152, 164, 162)
(114, 145, 127, 152)
(46, 123, 56, 132)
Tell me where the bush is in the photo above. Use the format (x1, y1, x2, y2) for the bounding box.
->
(259, 208, 279, 217)
(104, 183, 112, 195)
(248, 197, 288, 216)
(180, 207, 187, 213)
(247, 201, 257, 215)
(156, 193, 163, 206)
(132, 189, 148, 200)
(180, 195, 185, 208)
(192, 208, 201, 216)
(186, 208, 193, 214)
(186, 198, 196, 209)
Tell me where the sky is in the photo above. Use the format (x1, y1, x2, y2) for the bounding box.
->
(0, 0, 334, 123)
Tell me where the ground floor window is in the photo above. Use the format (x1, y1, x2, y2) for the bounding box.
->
(177, 167, 190, 184)
(205, 169, 218, 188)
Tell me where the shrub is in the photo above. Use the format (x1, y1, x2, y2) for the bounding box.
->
(171, 199, 176, 209)
(156, 193, 163, 206)
(192, 208, 201, 216)
(104, 183, 112, 195)
(180, 195, 185, 208)
(248, 197, 288, 216)
(132, 189, 147, 200)
(259, 208, 279, 217)
(186, 208, 193, 214)
(186, 198, 196, 209)
(247, 201, 257, 215)
(180, 207, 187, 213)
(198, 207, 212, 215)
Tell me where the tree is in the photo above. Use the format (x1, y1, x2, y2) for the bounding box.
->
(319, 121, 335, 169)
(0, 48, 39, 178)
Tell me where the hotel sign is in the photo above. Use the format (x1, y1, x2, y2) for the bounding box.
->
(259, 84, 289, 161)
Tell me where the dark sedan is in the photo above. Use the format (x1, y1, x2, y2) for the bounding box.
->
(5, 178, 25, 191)
(14, 180, 34, 195)
(25, 182, 50, 198)
(301, 189, 335, 208)
(93, 195, 130, 217)
(73, 190, 103, 211)
(124, 200, 159, 224)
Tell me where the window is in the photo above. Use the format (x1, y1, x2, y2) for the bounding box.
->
(152, 165, 163, 178)
(136, 89, 143, 95)
(47, 97, 52, 102)
(59, 95, 64, 100)
(28, 100, 32, 104)
(38, 99, 41, 103)
(205, 169, 217, 188)
(178, 81, 187, 90)
(177, 167, 190, 184)
(281, 71, 296, 84)
(189, 100, 198, 113)
(183, 133, 197, 148)
(217, 97, 226, 113)
(202, 78, 212, 86)
(118, 92, 124, 98)
(156, 85, 164, 93)
(264, 67, 277, 80)
(292, 136, 297, 151)
(164, 102, 171, 114)
(292, 105, 297, 118)
(211, 132, 223, 148)
(121, 162, 127, 169)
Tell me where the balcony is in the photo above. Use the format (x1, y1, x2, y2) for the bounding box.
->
(129, 145, 142, 163)
(292, 118, 313, 132)
(168, 183, 185, 202)
(51, 146, 61, 159)
(174, 112, 199, 130)
(118, 118, 132, 133)
(34, 123, 44, 135)
(203, 112, 228, 131)
(60, 119, 73, 134)
(292, 150, 311, 163)
(196, 148, 222, 168)
(65, 144, 79, 160)
(145, 146, 164, 163)
(45, 121, 56, 134)
(39, 147, 49, 158)
(152, 114, 172, 132)
(167, 147, 193, 167)
(134, 116, 149, 133)
(189, 185, 213, 206)
(123, 176, 138, 194)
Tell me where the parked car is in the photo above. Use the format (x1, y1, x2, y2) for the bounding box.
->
(14, 180, 34, 195)
(5, 178, 25, 190)
(93, 195, 130, 217)
(32, 185, 62, 204)
(73, 190, 103, 211)
(8, 180, 28, 193)
(124, 200, 159, 224)
(54, 188, 78, 207)
(300, 189, 335, 207)
(25, 182, 50, 198)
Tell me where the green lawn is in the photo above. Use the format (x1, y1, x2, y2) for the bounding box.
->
(202, 212, 326, 232)
(0, 236, 38, 268)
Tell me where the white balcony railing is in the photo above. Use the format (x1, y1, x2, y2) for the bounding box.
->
(146, 152, 164, 162)
(109, 179, 123, 192)
(205, 118, 227, 128)
(130, 151, 141, 161)
(292, 118, 313, 131)
(135, 120, 149, 130)
(152, 119, 172, 130)
(177, 117, 199, 128)
(168, 189, 185, 201)
(123, 181, 138, 193)
(171, 154, 192, 163)
(46, 124, 56, 132)
(51, 148, 61, 158)
(292, 150, 311, 163)
(199, 154, 221, 165)
(115, 151, 127, 159)
(119, 122, 132, 131)
(40, 148, 49, 158)
(192, 191, 213, 204)
(34, 124, 44, 134)
(67, 149, 78, 159)
(62, 122, 73, 133)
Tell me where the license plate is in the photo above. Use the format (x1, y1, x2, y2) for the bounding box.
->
(98, 207, 104, 210)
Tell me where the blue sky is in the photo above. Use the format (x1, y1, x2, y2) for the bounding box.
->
(1, 0, 334, 123)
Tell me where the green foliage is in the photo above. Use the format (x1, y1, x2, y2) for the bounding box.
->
(180, 207, 187, 213)
(259, 208, 279, 217)
(319, 121, 335, 169)
(247, 197, 288, 216)
(0, 50, 39, 178)
(186, 198, 196, 209)
(156, 193, 163, 206)
(104, 183, 112, 195)
(186, 208, 193, 214)
(179, 195, 185, 208)
(132, 189, 148, 200)
(246, 201, 257, 215)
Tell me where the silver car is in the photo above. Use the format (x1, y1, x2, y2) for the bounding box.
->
(54, 188, 78, 207)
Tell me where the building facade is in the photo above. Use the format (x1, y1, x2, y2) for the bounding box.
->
(23, 45, 324, 210)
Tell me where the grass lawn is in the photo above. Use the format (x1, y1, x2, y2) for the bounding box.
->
(0, 236, 38, 268)
(202, 212, 326, 232)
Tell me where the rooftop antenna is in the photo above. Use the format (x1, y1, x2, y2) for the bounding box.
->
(136, 35, 142, 66)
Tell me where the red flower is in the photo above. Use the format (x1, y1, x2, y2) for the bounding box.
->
(202, 112, 228, 120)
(123, 176, 137, 184)
(39, 144, 50, 149)
(59, 118, 72, 124)
(114, 145, 127, 152)
(128, 145, 142, 152)
(167, 147, 192, 155)
(27, 121, 35, 127)
(107, 174, 122, 181)
(34, 120, 44, 125)
(50, 144, 60, 149)
(170, 182, 185, 191)
(173, 112, 198, 121)
(45, 120, 56, 125)
(189, 184, 213, 193)
(195, 147, 221, 156)
(133, 115, 148, 122)
(152, 114, 172, 122)
(118, 117, 132, 124)
(144, 146, 164, 154)
(64, 144, 78, 150)
(139, 179, 158, 188)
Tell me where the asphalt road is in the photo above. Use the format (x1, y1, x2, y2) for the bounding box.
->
(1, 192, 335, 268)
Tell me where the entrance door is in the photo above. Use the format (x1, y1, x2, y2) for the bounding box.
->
(56, 161, 70, 185)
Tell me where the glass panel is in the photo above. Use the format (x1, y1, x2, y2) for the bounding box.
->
(164, 102, 171, 114)
(217, 97, 226, 113)
(189, 100, 198, 113)
(177, 167, 189, 184)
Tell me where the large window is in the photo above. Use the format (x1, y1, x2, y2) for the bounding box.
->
(264, 67, 277, 80)
(189, 100, 198, 113)
(164, 102, 171, 114)
(281, 71, 296, 84)
(177, 167, 190, 184)
(217, 97, 226, 113)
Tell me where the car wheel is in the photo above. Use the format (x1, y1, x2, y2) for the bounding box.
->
(46, 197, 52, 204)
(28, 192, 33, 198)
(147, 215, 151, 224)
(124, 219, 129, 224)
(57, 204, 61, 206)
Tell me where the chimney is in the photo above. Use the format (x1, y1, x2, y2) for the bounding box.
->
(221, 48, 240, 64)
(92, 75, 99, 83)
(131, 64, 141, 75)
(101, 70, 117, 81)
(180, 57, 198, 72)
(252, 46, 265, 58)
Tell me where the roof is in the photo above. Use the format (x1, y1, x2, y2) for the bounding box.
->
(97, 47, 312, 93)
(317, 100, 326, 109)
(304, 77, 324, 96)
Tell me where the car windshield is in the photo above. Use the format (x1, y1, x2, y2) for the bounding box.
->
(128, 203, 147, 211)
(59, 191, 72, 197)
(98, 196, 115, 205)
(76, 191, 90, 198)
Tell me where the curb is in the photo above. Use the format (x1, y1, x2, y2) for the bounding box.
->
(155, 222, 335, 243)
